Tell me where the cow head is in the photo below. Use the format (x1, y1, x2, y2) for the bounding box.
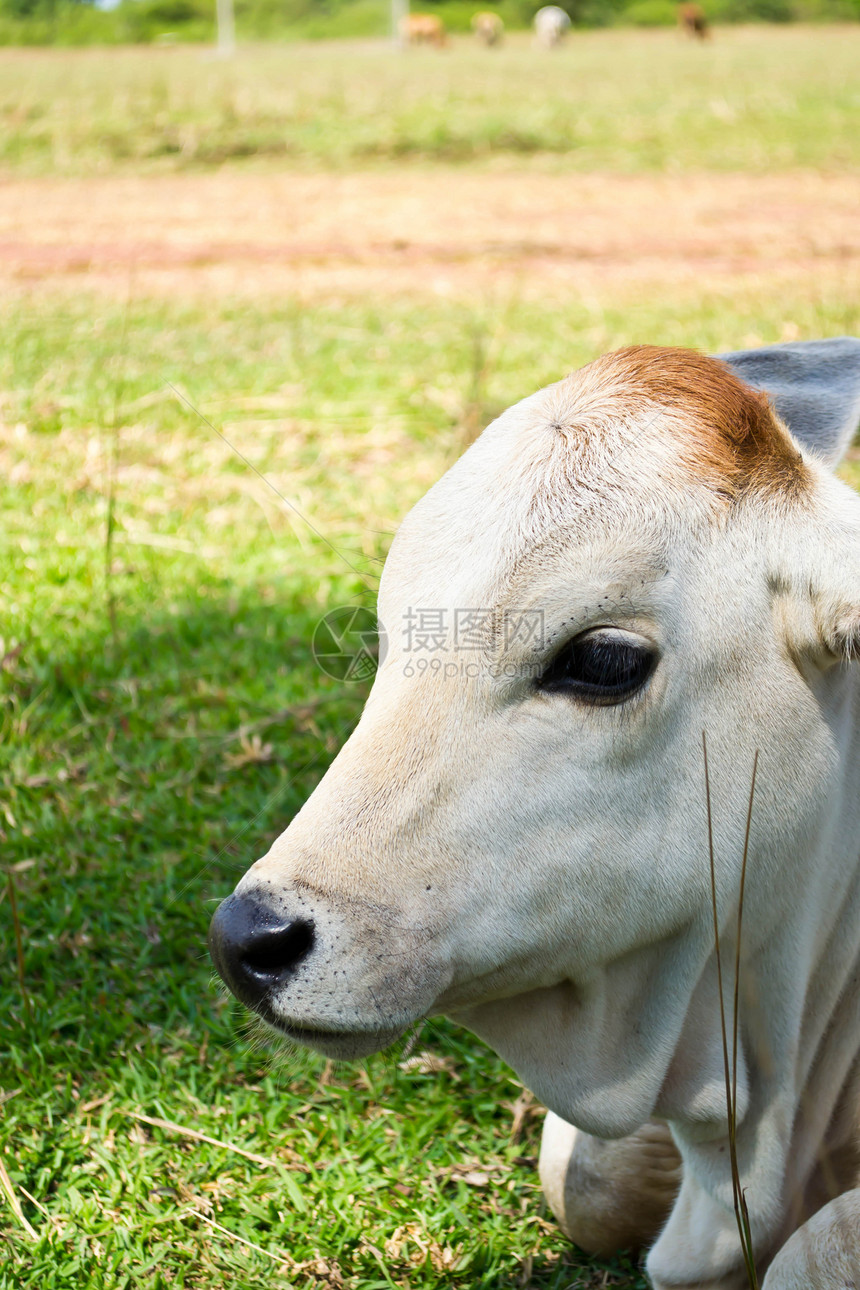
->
(209, 341, 860, 1141)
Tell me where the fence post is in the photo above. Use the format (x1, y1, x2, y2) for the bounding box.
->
(216, 0, 235, 57)
(392, 0, 408, 48)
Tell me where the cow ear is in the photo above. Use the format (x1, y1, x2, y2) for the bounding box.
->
(818, 572, 860, 664)
(779, 495, 860, 666)
(829, 608, 860, 663)
(716, 337, 860, 469)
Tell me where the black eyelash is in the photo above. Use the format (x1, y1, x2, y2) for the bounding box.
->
(537, 632, 657, 705)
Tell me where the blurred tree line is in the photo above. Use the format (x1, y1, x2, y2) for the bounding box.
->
(0, 0, 857, 45)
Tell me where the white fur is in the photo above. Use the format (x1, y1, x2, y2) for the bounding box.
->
(763, 1190, 860, 1289)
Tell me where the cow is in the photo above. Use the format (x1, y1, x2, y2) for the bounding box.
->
(399, 12, 447, 46)
(472, 10, 504, 44)
(533, 4, 570, 47)
(210, 338, 860, 1288)
(678, 1, 709, 37)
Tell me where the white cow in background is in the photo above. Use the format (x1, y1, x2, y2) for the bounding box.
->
(534, 4, 570, 46)
(211, 339, 860, 1288)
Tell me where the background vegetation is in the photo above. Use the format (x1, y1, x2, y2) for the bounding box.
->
(1, 28, 859, 173)
(0, 0, 858, 47)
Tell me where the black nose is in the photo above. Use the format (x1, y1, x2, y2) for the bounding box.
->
(208, 894, 315, 1013)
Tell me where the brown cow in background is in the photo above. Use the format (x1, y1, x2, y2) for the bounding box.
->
(472, 11, 504, 44)
(677, 2, 709, 37)
(400, 13, 448, 45)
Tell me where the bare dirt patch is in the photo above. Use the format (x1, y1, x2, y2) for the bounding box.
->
(3, 167, 858, 303)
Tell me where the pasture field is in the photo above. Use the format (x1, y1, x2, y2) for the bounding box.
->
(1, 27, 859, 1290)
(0, 26, 859, 175)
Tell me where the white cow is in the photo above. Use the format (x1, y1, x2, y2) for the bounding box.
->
(210, 339, 860, 1288)
(534, 3, 570, 46)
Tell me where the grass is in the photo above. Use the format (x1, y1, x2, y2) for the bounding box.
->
(0, 26, 859, 175)
(0, 285, 858, 1286)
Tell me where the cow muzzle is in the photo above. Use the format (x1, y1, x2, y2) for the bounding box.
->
(208, 884, 451, 1059)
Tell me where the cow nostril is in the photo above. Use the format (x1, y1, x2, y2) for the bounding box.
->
(241, 918, 315, 978)
(208, 895, 317, 1011)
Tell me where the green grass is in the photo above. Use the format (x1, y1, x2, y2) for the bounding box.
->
(1, 288, 858, 1286)
(0, 26, 859, 175)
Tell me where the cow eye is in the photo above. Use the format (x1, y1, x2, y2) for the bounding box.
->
(537, 629, 657, 705)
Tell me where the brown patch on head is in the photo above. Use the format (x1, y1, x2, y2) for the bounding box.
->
(552, 345, 809, 502)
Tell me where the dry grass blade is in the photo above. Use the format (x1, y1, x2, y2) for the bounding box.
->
(18, 1185, 62, 1229)
(703, 731, 759, 1289)
(732, 751, 760, 1287)
(219, 698, 327, 746)
(122, 1110, 291, 1168)
(0, 1152, 38, 1240)
(103, 283, 133, 653)
(185, 1208, 292, 1267)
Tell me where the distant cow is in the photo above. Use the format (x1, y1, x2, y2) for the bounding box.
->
(534, 4, 570, 47)
(400, 13, 447, 46)
(677, 2, 709, 37)
(472, 10, 504, 44)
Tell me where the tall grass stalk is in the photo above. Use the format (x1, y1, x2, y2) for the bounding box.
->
(103, 284, 134, 654)
(6, 871, 32, 1027)
(703, 732, 760, 1290)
